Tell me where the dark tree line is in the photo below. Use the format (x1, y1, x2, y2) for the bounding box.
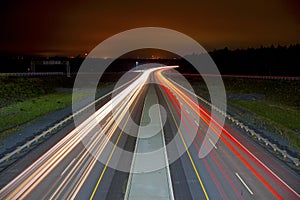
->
(210, 44, 300, 76)
(0, 44, 299, 76)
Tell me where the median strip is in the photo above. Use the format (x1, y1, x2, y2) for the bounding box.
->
(124, 85, 174, 200)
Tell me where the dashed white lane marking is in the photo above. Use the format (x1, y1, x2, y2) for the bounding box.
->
(208, 138, 218, 149)
(235, 172, 254, 195)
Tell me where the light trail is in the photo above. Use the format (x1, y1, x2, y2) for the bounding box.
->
(156, 70, 210, 200)
(156, 69, 300, 199)
(0, 66, 175, 200)
(156, 71, 237, 199)
(0, 66, 299, 200)
(90, 84, 146, 200)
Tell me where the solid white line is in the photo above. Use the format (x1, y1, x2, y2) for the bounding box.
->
(208, 138, 217, 150)
(158, 95, 175, 200)
(162, 73, 300, 198)
(235, 172, 253, 195)
(124, 87, 148, 200)
(61, 159, 76, 176)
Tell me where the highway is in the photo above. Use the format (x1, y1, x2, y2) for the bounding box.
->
(155, 69, 300, 199)
(0, 66, 299, 200)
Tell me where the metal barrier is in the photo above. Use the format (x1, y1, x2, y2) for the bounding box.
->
(0, 89, 112, 164)
(170, 79, 299, 167)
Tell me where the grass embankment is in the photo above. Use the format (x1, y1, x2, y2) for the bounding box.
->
(0, 76, 88, 136)
(184, 75, 300, 150)
(0, 76, 55, 107)
(230, 100, 300, 148)
(0, 73, 118, 138)
(0, 93, 72, 135)
(224, 78, 300, 149)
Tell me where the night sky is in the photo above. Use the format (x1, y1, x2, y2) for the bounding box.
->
(0, 0, 299, 56)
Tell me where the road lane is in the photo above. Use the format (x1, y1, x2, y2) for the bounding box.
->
(0, 68, 165, 199)
(155, 69, 300, 199)
(169, 75, 300, 195)
(0, 66, 299, 200)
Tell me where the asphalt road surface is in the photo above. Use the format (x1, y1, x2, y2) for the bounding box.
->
(0, 66, 299, 200)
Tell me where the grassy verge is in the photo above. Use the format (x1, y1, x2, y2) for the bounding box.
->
(185, 75, 300, 150)
(0, 92, 72, 134)
(0, 76, 74, 136)
(0, 89, 108, 136)
(224, 78, 300, 150)
(0, 75, 115, 138)
(223, 78, 300, 108)
(230, 99, 300, 149)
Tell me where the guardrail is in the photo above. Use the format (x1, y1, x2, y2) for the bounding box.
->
(179, 74, 300, 81)
(0, 72, 64, 77)
(170, 79, 300, 167)
(221, 75, 300, 81)
(0, 90, 112, 165)
(0, 74, 140, 167)
(200, 95, 300, 167)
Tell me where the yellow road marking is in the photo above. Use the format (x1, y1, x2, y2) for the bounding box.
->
(89, 86, 145, 200)
(158, 77, 210, 200)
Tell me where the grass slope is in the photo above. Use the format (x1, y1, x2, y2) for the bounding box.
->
(0, 92, 72, 134)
